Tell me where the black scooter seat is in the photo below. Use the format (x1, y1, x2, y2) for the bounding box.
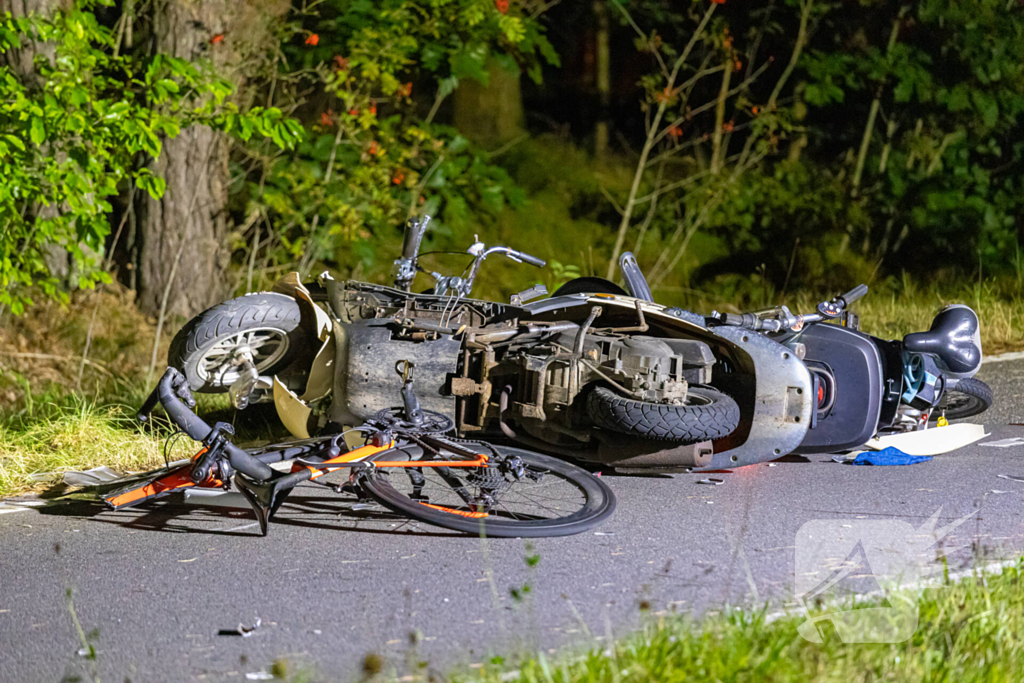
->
(903, 305, 981, 375)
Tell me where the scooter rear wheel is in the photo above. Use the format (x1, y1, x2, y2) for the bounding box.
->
(586, 385, 740, 442)
(930, 378, 992, 421)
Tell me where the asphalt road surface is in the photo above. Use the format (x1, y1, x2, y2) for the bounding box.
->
(2, 360, 1023, 683)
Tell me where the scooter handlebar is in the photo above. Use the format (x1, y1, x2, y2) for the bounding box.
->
(511, 250, 546, 268)
(838, 284, 868, 307)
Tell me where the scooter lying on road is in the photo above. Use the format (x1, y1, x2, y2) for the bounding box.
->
(166, 217, 991, 473)
(103, 364, 615, 537)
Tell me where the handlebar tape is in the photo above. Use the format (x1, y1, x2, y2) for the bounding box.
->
(147, 368, 274, 481)
(136, 386, 161, 423)
(839, 284, 868, 306)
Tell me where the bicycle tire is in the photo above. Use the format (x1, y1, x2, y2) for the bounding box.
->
(358, 444, 615, 538)
(930, 377, 992, 422)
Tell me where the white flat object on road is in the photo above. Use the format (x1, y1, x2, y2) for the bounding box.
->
(859, 424, 988, 456)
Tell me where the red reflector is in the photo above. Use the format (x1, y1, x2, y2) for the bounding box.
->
(817, 384, 825, 405)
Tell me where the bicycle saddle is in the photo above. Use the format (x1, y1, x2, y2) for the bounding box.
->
(903, 304, 982, 377)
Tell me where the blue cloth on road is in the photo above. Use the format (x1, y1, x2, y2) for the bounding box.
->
(851, 447, 933, 466)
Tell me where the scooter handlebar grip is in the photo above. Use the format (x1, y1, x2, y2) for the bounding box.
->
(839, 284, 868, 306)
(515, 251, 546, 268)
(402, 216, 430, 260)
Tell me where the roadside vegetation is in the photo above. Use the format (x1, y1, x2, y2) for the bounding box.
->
(459, 561, 1024, 683)
(243, 561, 1024, 682)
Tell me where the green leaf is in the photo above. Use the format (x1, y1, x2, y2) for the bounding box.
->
(29, 117, 45, 145)
(156, 78, 179, 94)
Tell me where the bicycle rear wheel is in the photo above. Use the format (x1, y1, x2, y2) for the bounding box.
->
(358, 443, 615, 537)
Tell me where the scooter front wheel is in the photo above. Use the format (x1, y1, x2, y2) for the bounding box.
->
(168, 293, 313, 393)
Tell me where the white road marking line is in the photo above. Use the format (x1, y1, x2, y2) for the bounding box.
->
(0, 507, 31, 516)
(982, 351, 1024, 364)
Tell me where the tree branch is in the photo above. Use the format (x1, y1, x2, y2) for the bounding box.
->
(604, 2, 718, 279)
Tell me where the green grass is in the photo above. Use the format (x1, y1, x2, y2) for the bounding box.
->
(659, 277, 1024, 354)
(0, 396, 183, 498)
(251, 561, 1024, 682)
(454, 562, 1024, 683)
(0, 384, 286, 498)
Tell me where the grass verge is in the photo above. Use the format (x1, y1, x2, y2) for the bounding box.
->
(251, 560, 1024, 682)
(455, 560, 1024, 683)
(0, 398, 177, 498)
(660, 278, 1024, 354)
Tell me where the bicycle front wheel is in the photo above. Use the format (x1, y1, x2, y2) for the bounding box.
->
(358, 443, 615, 538)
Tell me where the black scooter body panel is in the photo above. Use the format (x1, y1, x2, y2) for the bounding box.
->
(794, 324, 884, 453)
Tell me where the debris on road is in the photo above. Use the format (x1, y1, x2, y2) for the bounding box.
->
(834, 447, 932, 466)
(981, 437, 1024, 448)
(245, 672, 274, 681)
(862, 423, 987, 455)
(30, 466, 123, 486)
(697, 478, 724, 485)
(997, 474, 1024, 483)
(219, 618, 263, 638)
(239, 618, 262, 637)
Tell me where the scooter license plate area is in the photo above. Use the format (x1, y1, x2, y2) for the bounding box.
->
(793, 324, 884, 454)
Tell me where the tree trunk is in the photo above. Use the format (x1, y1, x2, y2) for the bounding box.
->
(593, 0, 611, 157)
(138, 126, 232, 318)
(137, 0, 237, 318)
(453, 57, 524, 146)
(1, 0, 74, 281)
(0, 0, 67, 80)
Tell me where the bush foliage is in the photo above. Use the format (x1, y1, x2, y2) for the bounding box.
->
(2, 0, 1024, 312)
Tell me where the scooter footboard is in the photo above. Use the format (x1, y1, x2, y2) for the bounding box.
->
(697, 327, 813, 470)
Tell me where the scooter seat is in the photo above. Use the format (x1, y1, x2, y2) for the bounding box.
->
(903, 304, 981, 376)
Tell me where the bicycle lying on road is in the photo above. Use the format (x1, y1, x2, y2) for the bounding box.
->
(102, 363, 615, 538)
